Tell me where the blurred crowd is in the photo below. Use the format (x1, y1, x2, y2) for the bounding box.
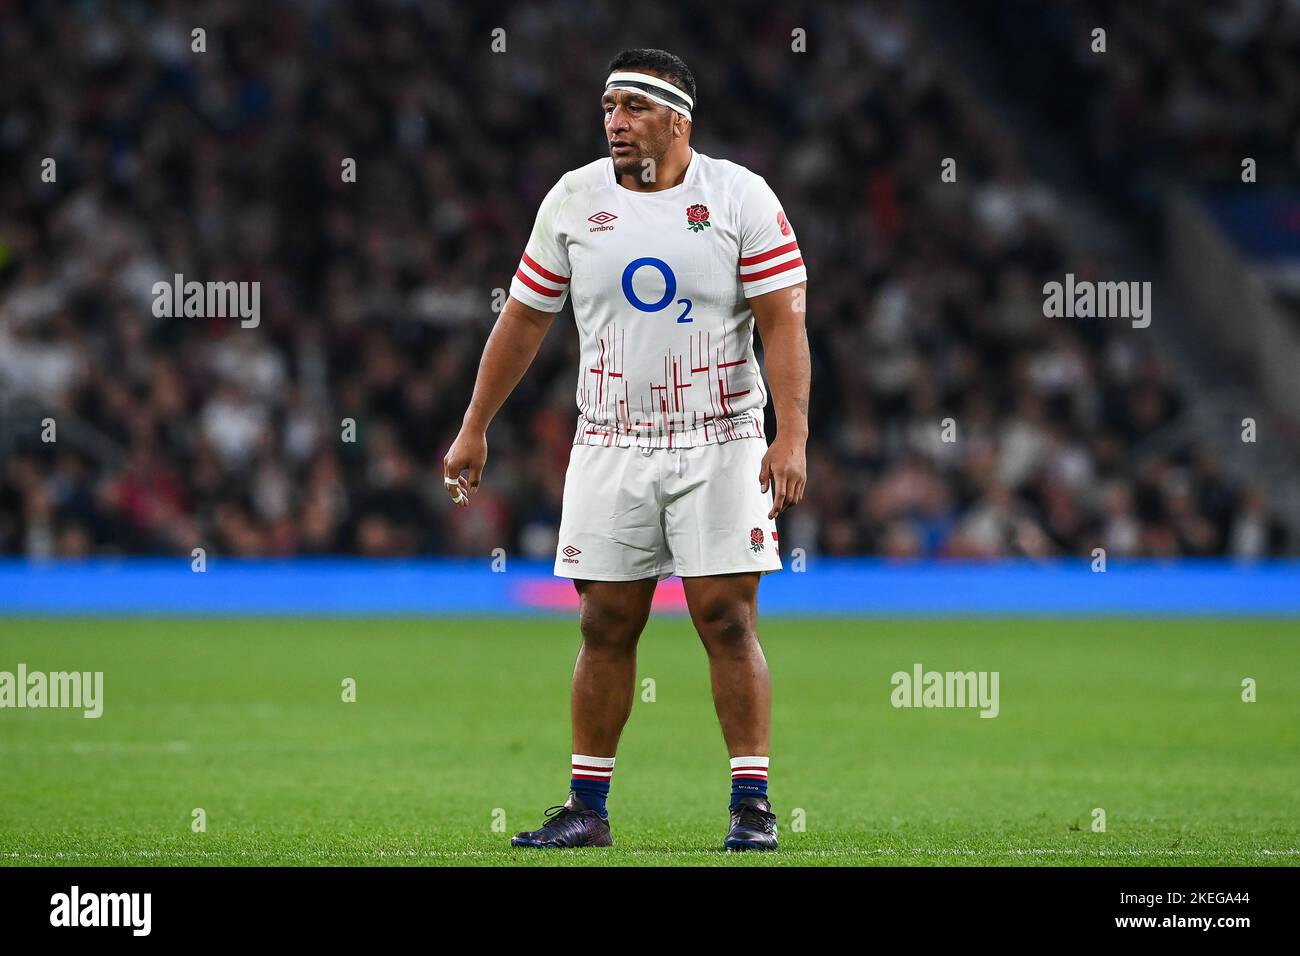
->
(0, 0, 1291, 559)
(969, 0, 1300, 202)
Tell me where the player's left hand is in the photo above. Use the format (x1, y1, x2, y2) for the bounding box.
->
(759, 436, 807, 519)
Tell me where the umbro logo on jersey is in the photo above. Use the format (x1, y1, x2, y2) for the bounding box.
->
(561, 545, 582, 563)
(587, 211, 617, 233)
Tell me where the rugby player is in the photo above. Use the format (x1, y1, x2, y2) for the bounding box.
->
(444, 48, 809, 851)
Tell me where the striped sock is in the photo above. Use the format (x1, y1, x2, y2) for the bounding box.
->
(569, 754, 615, 818)
(730, 755, 769, 807)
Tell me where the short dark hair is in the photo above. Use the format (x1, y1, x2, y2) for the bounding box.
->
(606, 49, 696, 110)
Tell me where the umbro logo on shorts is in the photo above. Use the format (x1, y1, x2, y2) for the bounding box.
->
(562, 545, 582, 563)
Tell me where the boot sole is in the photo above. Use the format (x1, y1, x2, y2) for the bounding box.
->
(510, 836, 613, 848)
(724, 838, 777, 852)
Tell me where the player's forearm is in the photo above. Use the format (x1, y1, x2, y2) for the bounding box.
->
(763, 323, 810, 442)
(461, 306, 551, 433)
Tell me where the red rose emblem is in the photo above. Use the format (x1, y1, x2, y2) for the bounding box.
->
(686, 203, 711, 232)
(777, 210, 791, 236)
(750, 527, 764, 551)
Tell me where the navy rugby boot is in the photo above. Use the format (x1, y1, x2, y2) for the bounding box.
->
(724, 796, 778, 851)
(510, 791, 613, 848)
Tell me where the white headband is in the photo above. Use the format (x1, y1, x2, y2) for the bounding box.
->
(604, 70, 693, 121)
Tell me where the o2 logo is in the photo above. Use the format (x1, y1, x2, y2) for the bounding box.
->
(621, 257, 693, 323)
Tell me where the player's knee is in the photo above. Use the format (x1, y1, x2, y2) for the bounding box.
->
(695, 603, 755, 653)
(578, 599, 646, 651)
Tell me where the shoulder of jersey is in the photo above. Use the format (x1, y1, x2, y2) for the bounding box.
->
(553, 158, 610, 200)
(698, 154, 770, 199)
(701, 154, 756, 188)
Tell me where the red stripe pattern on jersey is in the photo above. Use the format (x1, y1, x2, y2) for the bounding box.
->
(739, 240, 803, 286)
(515, 251, 570, 297)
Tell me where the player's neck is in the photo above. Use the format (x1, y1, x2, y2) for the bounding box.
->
(615, 145, 693, 193)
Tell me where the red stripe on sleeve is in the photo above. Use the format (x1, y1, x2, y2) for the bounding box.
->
(515, 268, 564, 297)
(739, 240, 799, 267)
(741, 256, 804, 283)
(522, 251, 569, 284)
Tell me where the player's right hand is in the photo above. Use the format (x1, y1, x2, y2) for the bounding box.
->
(443, 428, 488, 507)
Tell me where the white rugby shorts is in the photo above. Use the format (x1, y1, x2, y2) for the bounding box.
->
(553, 438, 782, 581)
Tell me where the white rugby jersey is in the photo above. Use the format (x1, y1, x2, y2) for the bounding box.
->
(509, 149, 806, 449)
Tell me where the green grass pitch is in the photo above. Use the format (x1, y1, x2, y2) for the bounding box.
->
(1, 616, 1297, 866)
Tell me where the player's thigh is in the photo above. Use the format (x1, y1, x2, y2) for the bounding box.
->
(554, 445, 671, 581)
(574, 577, 658, 647)
(681, 572, 760, 643)
(663, 439, 781, 578)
